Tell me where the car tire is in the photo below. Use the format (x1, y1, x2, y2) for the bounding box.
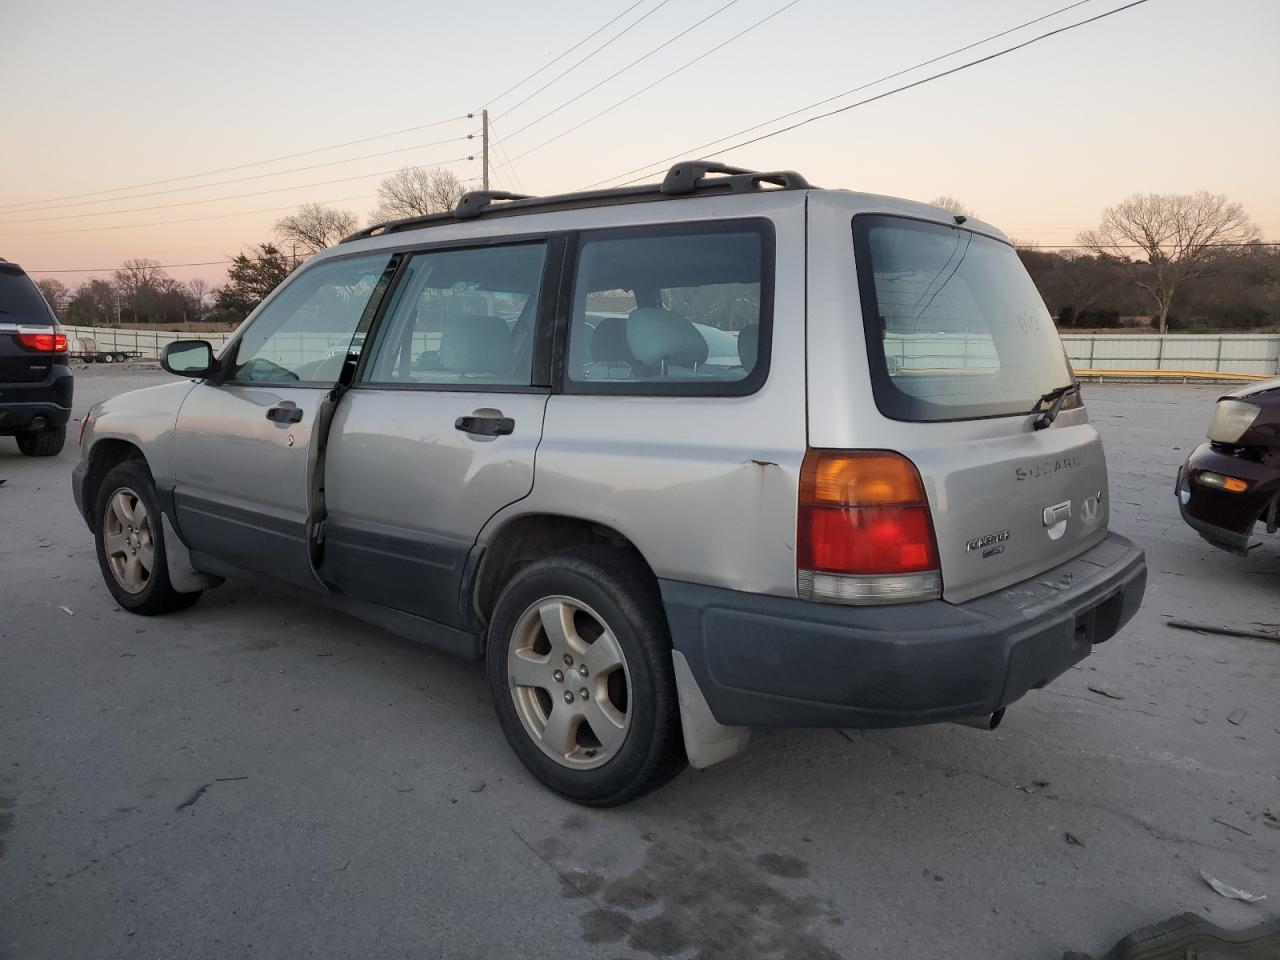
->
(486, 547, 687, 806)
(93, 460, 201, 616)
(101, 353, 113, 363)
(16, 426, 66, 457)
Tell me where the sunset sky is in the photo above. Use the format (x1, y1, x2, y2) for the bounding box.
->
(2, 0, 1277, 290)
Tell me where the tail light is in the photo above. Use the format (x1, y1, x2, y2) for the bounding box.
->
(797, 450, 942, 605)
(17, 326, 68, 353)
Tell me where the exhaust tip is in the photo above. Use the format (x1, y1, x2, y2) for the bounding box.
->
(949, 708, 1005, 731)
(30, 416, 47, 430)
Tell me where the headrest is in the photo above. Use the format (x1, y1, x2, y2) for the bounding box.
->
(626, 308, 708, 368)
(439, 315, 512, 375)
(737, 323, 759, 372)
(589, 316, 633, 363)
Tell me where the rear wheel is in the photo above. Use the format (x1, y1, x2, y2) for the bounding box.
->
(16, 426, 66, 457)
(94, 461, 201, 615)
(486, 548, 686, 806)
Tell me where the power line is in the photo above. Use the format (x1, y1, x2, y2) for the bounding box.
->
(495, 0, 677, 123)
(0, 193, 379, 238)
(509, 0, 800, 165)
(0, 114, 474, 212)
(583, 0, 1104, 190)
(27, 255, 272, 275)
(0, 0, 656, 214)
(503, 0, 743, 141)
(0, 156, 475, 225)
(484, 0, 652, 107)
(486, 119, 527, 194)
(4, 135, 476, 215)
(685, 0, 1157, 169)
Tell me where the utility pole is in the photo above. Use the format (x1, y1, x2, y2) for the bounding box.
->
(481, 108, 490, 191)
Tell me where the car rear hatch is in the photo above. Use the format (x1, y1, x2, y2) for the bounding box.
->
(0, 263, 62, 383)
(805, 200, 1110, 604)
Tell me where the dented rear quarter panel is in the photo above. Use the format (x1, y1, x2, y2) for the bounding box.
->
(477, 192, 809, 598)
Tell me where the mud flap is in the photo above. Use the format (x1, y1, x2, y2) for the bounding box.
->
(672, 650, 751, 769)
(161, 514, 224, 593)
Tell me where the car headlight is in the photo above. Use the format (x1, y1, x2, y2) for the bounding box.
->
(1207, 399, 1261, 444)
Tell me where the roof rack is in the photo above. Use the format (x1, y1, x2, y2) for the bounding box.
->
(341, 161, 811, 243)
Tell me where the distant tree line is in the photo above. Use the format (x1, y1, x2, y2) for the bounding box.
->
(38, 177, 1277, 333)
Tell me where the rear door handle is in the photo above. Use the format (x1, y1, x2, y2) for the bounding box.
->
(266, 404, 303, 424)
(455, 414, 514, 437)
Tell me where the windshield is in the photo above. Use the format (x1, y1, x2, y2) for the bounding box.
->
(853, 215, 1074, 421)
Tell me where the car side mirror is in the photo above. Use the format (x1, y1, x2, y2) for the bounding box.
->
(161, 340, 218, 378)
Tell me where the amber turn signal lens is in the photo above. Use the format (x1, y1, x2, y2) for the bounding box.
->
(800, 450, 927, 507)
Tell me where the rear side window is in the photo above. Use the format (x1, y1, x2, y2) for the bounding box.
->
(0, 268, 55, 323)
(853, 216, 1075, 421)
(565, 221, 772, 395)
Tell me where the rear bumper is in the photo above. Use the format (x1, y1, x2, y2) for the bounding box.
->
(661, 530, 1146, 728)
(1176, 444, 1278, 556)
(0, 367, 73, 435)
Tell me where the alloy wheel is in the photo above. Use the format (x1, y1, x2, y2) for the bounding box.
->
(507, 595, 632, 770)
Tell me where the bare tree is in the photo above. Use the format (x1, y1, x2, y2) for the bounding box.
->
(273, 202, 359, 255)
(186, 278, 211, 310)
(34, 278, 69, 315)
(1079, 192, 1258, 333)
(112, 258, 169, 299)
(929, 195, 976, 218)
(371, 166, 466, 222)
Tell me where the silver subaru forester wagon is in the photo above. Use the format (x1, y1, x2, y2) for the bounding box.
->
(74, 161, 1147, 805)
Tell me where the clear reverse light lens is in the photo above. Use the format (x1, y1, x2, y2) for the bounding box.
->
(1207, 399, 1261, 444)
(798, 570, 941, 605)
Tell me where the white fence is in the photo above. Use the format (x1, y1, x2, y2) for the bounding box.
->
(63, 325, 235, 359)
(62, 324, 1280, 377)
(1061, 333, 1280, 376)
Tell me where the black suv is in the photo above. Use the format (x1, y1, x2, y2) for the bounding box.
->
(0, 258, 73, 456)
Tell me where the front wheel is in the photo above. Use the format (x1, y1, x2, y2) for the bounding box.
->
(93, 460, 201, 615)
(486, 548, 686, 806)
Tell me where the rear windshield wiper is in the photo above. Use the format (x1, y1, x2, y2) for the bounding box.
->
(1032, 383, 1080, 430)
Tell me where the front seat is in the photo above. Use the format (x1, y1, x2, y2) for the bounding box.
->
(626, 308, 709, 375)
(439, 314, 514, 377)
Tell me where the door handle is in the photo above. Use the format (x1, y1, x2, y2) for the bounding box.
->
(266, 404, 303, 424)
(455, 413, 515, 437)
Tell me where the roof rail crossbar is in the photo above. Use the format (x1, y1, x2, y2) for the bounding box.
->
(660, 161, 810, 196)
(454, 190, 532, 220)
(340, 160, 811, 243)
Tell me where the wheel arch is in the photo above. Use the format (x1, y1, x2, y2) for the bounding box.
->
(471, 513, 658, 625)
(85, 438, 148, 522)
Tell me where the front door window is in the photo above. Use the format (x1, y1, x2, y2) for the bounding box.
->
(231, 253, 392, 384)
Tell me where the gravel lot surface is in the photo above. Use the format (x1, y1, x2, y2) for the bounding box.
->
(1, 367, 1277, 959)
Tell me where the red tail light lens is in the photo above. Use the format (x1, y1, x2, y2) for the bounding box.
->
(16, 329, 68, 352)
(798, 450, 941, 604)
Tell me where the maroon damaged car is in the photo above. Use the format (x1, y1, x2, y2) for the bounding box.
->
(1177, 377, 1280, 555)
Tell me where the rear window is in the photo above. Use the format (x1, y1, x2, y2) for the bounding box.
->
(0, 268, 55, 323)
(852, 216, 1074, 422)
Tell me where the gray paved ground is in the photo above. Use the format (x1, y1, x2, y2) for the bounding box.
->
(1, 368, 1277, 960)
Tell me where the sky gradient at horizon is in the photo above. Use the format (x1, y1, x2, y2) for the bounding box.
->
(2, 0, 1277, 287)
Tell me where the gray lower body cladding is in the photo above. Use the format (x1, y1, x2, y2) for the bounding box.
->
(661, 531, 1146, 728)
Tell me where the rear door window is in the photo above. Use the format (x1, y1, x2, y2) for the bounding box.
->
(853, 215, 1075, 421)
(565, 221, 772, 395)
(361, 242, 546, 388)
